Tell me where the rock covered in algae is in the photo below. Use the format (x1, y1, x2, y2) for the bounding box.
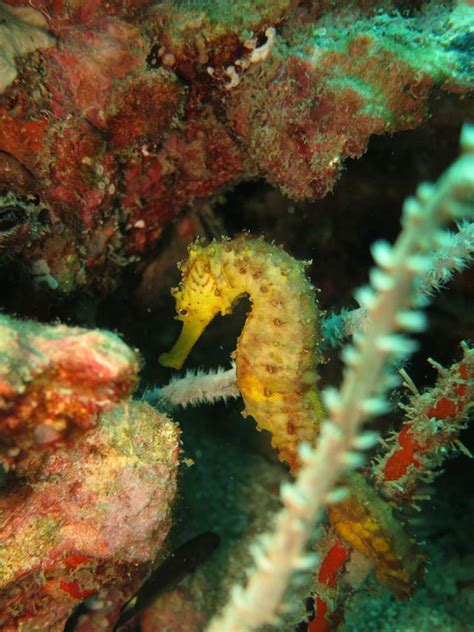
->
(0, 1, 472, 293)
(0, 401, 180, 631)
(0, 314, 140, 467)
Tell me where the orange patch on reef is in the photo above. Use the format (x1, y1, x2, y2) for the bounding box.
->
(310, 598, 331, 632)
(59, 580, 95, 600)
(318, 541, 350, 587)
(427, 397, 457, 420)
(63, 553, 93, 569)
(310, 543, 349, 632)
(383, 424, 421, 482)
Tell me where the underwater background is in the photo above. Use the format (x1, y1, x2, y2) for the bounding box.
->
(0, 1, 473, 631)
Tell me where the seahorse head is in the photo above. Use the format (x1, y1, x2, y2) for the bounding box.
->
(159, 239, 237, 369)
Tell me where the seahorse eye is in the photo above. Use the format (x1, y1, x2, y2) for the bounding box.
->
(0, 205, 26, 232)
(179, 309, 188, 316)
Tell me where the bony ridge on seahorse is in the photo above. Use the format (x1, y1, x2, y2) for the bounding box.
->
(159, 233, 325, 473)
(160, 234, 422, 596)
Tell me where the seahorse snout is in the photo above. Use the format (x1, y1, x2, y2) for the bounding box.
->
(159, 316, 212, 369)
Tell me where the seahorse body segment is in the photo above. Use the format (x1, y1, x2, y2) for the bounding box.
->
(159, 235, 325, 472)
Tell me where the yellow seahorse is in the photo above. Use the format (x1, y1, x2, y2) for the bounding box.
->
(159, 234, 423, 597)
(159, 234, 325, 472)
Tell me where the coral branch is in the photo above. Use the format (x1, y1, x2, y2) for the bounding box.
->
(146, 364, 239, 408)
(373, 342, 474, 503)
(416, 221, 474, 299)
(322, 220, 474, 349)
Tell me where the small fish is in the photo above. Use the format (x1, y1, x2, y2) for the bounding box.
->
(114, 531, 220, 630)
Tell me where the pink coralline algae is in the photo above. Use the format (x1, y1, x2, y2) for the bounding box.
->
(0, 314, 140, 464)
(0, 315, 179, 631)
(0, 401, 180, 632)
(0, 0, 472, 292)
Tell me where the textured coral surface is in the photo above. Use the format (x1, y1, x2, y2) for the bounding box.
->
(0, 401, 180, 631)
(0, 0, 472, 294)
(0, 315, 179, 630)
(0, 314, 139, 463)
